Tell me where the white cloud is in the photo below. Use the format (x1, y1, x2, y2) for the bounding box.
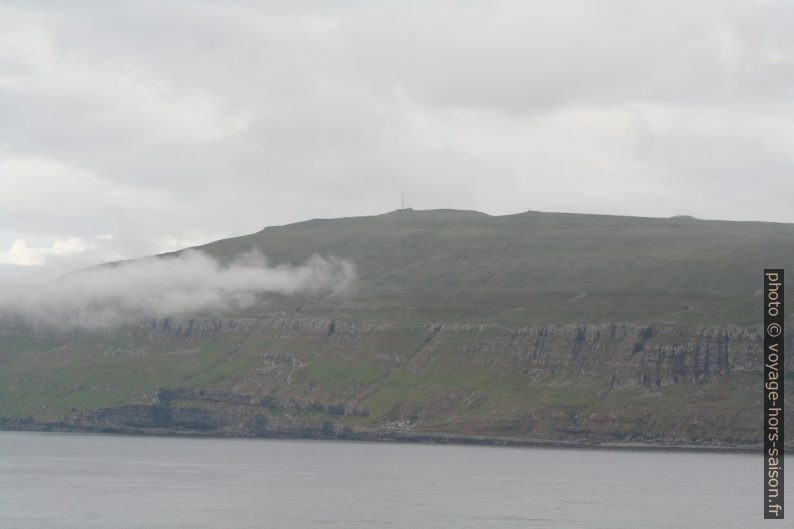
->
(0, 250, 356, 329)
(0, 0, 793, 285)
(0, 237, 92, 266)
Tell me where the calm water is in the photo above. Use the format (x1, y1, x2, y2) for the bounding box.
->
(0, 431, 775, 528)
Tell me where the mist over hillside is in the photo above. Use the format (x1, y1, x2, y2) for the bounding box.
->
(0, 251, 355, 329)
(4, 208, 793, 329)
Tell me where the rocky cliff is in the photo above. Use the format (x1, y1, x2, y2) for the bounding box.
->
(1, 316, 788, 449)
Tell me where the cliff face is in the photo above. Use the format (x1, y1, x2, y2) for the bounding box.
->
(1, 316, 788, 448)
(126, 317, 769, 386)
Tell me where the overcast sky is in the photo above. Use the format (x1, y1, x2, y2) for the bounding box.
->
(1, 0, 793, 284)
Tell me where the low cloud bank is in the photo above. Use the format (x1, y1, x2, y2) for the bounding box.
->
(0, 250, 356, 329)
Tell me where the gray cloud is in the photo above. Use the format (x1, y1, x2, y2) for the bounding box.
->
(1, 0, 793, 285)
(0, 250, 356, 329)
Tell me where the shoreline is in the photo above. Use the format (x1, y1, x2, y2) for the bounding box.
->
(0, 418, 767, 455)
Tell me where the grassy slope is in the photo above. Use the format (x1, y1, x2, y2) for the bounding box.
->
(2, 209, 792, 444)
(187, 209, 794, 324)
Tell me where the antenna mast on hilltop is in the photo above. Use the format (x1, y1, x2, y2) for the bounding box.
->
(400, 192, 412, 211)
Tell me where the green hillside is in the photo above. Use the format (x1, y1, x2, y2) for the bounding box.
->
(185, 209, 793, 324)
(1, 209, 791, 449)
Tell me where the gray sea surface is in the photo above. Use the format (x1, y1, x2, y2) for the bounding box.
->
(0, 431, 775, 528)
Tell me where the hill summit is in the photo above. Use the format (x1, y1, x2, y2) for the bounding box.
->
(180, 208, 794, 324)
